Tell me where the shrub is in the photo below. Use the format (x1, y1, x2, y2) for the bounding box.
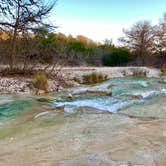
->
(160, 68, 166, 76)
(73, 77, 81, 84)
(132, 69, 147, 77)
(33, 72, 48, 91)
(83, 74, 93, 84)
(102, 48, 132, 66)
(83, 72, 108, 84)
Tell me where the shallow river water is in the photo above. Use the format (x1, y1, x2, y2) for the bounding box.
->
(0, 77, 166, 166)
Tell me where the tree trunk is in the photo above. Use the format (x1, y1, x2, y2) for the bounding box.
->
(10, 0, 20, 70)
(10, 29, 17, 70)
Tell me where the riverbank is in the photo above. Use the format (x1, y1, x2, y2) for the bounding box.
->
(0, 67, 162, 94)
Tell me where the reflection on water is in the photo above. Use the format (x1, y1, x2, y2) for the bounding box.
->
(0, 77, 166, 166)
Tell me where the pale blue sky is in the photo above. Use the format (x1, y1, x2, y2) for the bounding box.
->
(51, 0, 166, 44)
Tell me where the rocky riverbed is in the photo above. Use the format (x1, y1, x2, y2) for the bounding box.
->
(0, 76, 166, 166)
(0, 67, 163, 94)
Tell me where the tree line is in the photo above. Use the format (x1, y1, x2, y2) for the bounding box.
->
(0, 0, 165, 70)
(119, 13, 166, 67)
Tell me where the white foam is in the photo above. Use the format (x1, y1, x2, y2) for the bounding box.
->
(137, 81, 148, 88)
(64, 105, 77, 113)
(134, 89, 166, 99)
(34, 111, 49, 119)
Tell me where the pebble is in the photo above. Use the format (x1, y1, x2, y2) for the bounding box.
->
(0, 77, 68, 94)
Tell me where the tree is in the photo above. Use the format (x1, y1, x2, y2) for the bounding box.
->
(103, 38, 113, 46)
(119, 21, 155, 64)
(154, 13, 166, 56)
(0, 0, 56, 69)
(68, 40, 87, 60)
(102, 48, 132, 66)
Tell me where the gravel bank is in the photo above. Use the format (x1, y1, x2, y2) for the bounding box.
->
(0, 67, 162, 94)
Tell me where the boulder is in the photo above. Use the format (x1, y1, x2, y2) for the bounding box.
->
(37, 97, 56, 102)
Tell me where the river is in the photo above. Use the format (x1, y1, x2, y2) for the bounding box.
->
(0, 77, 166, 166)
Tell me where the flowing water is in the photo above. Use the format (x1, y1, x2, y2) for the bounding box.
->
(0, 77, 166, 166)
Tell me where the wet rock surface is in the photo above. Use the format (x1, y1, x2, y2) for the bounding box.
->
(0, 113, 166, 166)
(67, 81, 112, 97)
(159, 78, 166, 84)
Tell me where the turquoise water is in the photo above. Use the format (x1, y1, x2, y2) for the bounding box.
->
(0, 95, 36, 121)
(51, 77, 166, 114)
(0, 77, 166, 121)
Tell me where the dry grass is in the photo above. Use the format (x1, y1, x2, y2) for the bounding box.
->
(160, 68, 166, 76)
(83, 72, 108, 84)
(33, 72, 48, 91)
(132, 69, 147, 77)
(73, 77, 81, 84)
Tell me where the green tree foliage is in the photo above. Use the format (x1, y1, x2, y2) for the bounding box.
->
(102, 48, 132, 66)
(33, 27, 57, 63)
(66, 35, 97, 65)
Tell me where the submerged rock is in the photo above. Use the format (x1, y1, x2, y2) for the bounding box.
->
(124, 94, 143, 99)
(66, 93, 74, 99)
(68, 82, 112, 98)
(64, 105, 78, 114)
(79, 106, 112, 114)
(72, 90, 112, 97)
(138, 81, 149, 88)
(37, 97, 56, 102)
(159, 78, 166, 84)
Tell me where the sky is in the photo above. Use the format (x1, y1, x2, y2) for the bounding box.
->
(51, 0, 166, 44)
